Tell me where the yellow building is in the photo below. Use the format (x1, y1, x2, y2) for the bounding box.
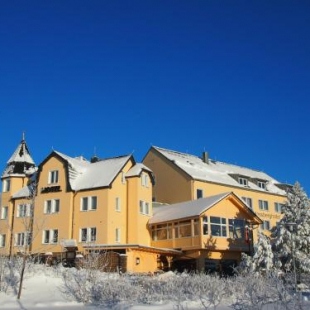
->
(0, 136, 37, 257)
(143, 146, 288, 238)
(150, 192, 262, 273)
(0, 141, 290, 273)
(0, 138, 179, 273)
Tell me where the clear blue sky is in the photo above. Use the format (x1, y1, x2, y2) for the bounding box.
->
(0, 1, 309, 195)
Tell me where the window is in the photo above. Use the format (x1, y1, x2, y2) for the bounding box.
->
(115, 228, 121, 243)
(241, 197, 253, 209)
(258, 181, 266, 189)
(259, 200, 269, 211)
(2, 179, 10, 192)
(44, 199, 60, 214)
(274, 202, 283, 213)
(15, 232, 30, 246)
(210, 216, 227, 237)
(80, 227, 97, 242)
(193, 219, 199, 236)
(1, 206, 8, 220)
(115, 197, 121, 212)
(43, 229, 58, 244)
(229, 219, 245, 239)
(152, 224, 172, 241)
(238, 177, 248, 186)
(141, 173, 149, 187)
(121, 171, 126, 184)
(178, 220, 192, 238)
(81, 196, 97, 211)
(17, 204, 31, 218)
(139, 200, 150, 215)
(202, 216, 209, 235)
(48, 170, 59, 184)
(261, 221, 270, 231)
(197, 189, 203, 199)
(0, 234, 6, 247)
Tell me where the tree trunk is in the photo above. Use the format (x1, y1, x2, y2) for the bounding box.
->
(17, 255, 26, 299)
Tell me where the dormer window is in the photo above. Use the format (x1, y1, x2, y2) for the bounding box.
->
(238, 177, 248, 186)
(257, 181, 266, 189)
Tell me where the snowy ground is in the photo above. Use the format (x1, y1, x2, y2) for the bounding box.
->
(0, 266, 230, 310)
(1, 264, 309, 310)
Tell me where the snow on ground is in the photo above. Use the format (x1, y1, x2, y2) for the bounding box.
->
(1, 265, 309, 310)
(0, 266, 231, 310)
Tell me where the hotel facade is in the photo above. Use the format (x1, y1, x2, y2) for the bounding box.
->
(0, 139, 289, 273)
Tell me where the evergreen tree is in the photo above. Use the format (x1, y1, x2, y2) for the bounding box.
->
(252, 232, 274, 271)
(272, 182, 310, 272)
(238, 232, 274, 273)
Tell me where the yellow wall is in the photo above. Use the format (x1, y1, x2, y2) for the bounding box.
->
(0, 176, 31, 256)
(143, 150, 192, 204)
(127, 172, 153, 246)
(126, 249, 158, 273)
(143, 148, 286, 237)
(151, 194, 259, 260)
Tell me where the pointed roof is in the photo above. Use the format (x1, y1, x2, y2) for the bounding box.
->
(2, 135, 36, 178)
(149, 146, 286, 196)
(41, 151, 134, 191)
(126, 163, 155, 184)
(149, 192, 262, 224)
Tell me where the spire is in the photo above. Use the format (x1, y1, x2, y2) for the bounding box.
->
(2, 135, 36, 178)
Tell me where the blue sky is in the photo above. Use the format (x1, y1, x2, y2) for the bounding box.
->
(0, 1, 309, 194)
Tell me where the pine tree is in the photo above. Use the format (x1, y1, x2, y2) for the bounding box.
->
(252, 232, 274, 271)
(238, 232, 274, 273)
(272, 182, 310, 273)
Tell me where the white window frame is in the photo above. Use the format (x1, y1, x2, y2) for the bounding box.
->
(2, 179, 10, 192)
(115, 228, 120, 243)
(48, 170, 59, 184)
(257, 181, 266, 189)
(80, 196, 97, 211)
(121, 171, 126, 184)
(1, 206, 8, 220)
(80, 227, 97, 242)
(115, 197, 121, 212)
(259, 200, 269, 211)
(141, 173, 149, 187)
(0, 234, 6, 247)
(274, 202, 283, 213)
(210, 216, 227, 237)
(44, 199, 60, 214)
(15, 232, 29, 247)
(238, 177, 248, 186)
(42, 229, 58, 244)
(17, 204, 31, 218)
(139, 200, 150, 215)
(242, 197, 253, 209)
(261, 221, 270, 231)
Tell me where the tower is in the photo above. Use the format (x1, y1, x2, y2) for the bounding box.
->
(0, 134, 37, 255)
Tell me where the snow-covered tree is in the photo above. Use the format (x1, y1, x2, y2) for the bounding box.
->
(238, 232, 274, 273)
(272, 182, 310, 272)
(252, 232, 274, 271)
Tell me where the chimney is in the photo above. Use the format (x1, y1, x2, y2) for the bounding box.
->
(90, 155, 99, 163)
(202, 152, 209, 164)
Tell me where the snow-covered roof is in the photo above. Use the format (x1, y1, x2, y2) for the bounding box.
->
(152, 146, 286, 196)
(150, 192, 262, 225)
(149, 192, 230, 224)
(126, 163, 153, 177)
(7, 139, 35, 165)
(12, 186, 32, 199)
(53, 151, 132, 191)
(2, 138, 36, 178)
